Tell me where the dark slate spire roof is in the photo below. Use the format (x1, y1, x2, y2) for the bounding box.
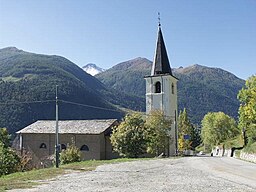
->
(151, 25, 173, 76)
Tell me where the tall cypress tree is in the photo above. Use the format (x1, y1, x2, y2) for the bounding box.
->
(178, 108, 201, 151)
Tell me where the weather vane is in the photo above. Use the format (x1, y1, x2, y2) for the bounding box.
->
(158, 12, 161, 27)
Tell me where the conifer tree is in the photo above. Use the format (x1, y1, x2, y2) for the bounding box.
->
(178, 108, 200, 152)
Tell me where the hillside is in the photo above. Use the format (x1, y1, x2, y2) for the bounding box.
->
(97, 57, 151, 98)
(96, 58, 245, 124)
(0, 47, 143, 134)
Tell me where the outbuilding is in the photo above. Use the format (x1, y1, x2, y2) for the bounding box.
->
(16, 119, 118, 164)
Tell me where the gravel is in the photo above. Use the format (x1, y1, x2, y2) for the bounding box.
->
(9, 157, 256, 192)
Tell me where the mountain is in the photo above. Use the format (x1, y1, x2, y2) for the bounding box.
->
(82, 63, 105, 76)
(96, 57, 245, 124)
(0, 47, 143, 134)
(97, 57, 151, 97)
(0, 47, 245, 133)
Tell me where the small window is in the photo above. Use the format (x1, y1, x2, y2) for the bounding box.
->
(39, 143, 47, 149)
(155, 81, 161, 93)
(80, 145, 89, 151)
(172, 83, 174, 94)
(61, 144, 66, 150)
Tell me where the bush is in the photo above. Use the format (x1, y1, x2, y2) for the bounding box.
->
(243, 142, 256, 154)
(60, 144, 81, 164)
(0, 142, 21, 176)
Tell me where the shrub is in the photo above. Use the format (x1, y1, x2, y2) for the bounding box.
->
(243, 142, 256, 154)
(0, 142, 21, 176)
(60, 144, 81, 164)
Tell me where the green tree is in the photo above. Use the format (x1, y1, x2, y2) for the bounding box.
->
(0, 128, 11, 147)
(145, 110, 172, 156)
(178, 108, 192, 151)
(0, 128, 21, 176)
(178, 109, 201, 152)
(238, 75, 256, 145)
(111, 113, 146, 157)
(190, 124, 201, 150)
(201, 112, 239, 148)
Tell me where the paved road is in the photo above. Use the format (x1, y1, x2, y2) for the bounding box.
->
(10, 157, 256, 192)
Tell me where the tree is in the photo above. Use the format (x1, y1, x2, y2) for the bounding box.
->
(0, 128, 11, 147)
(178, 108, 192, 151)
(201, 112, 239, 148)
(178, 109, 201, 152)
(111, 113, 146, 157)
(0, 128, 21, 176)
(238, 75, 256, 145)
(145, 110, 172, 156)
(190, 124, 201, 150)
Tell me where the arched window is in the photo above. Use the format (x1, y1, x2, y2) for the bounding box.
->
(61, 144, 66, 150)
(39, 143, 47, 149)
(172, 83, 174, 94)
(155, 81, 161, 93)
(80, 145, 89, 151)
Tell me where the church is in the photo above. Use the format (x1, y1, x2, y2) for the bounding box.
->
(15, 21, 178, 164)
(145, 21, 178, 156)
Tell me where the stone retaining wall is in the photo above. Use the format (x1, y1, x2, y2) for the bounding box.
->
(239, 151, 256, 163)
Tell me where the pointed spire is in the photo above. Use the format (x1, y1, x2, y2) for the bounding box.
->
(151, 16, 173, 76)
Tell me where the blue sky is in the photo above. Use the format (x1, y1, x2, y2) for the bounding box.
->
(0, 0, 255, 79)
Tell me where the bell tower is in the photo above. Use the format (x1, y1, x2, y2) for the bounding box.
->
(144, 19, 178, 156)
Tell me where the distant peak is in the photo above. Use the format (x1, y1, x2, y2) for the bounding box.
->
(84, 63, 97, 68)
(82, 63, 105, 76)
(1, 47, 22, 52)
(129, 57, 149, 62)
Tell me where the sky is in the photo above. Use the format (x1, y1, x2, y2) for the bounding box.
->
(0, 0, 255, 80)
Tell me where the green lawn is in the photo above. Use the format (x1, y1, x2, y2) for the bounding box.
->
(0, 158, 147, 191)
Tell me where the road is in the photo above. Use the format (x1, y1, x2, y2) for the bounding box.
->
(10, 157, 256, 192)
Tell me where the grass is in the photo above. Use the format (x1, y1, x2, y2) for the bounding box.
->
(243, 142, 256, 153)
(0, 158, 146, 191)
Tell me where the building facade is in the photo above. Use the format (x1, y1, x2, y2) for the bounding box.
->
(16, 119, 118, 165)
(144, 23, 178, 156)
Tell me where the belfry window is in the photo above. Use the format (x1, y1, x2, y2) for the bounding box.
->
(172, 83, 174, 94)
(39, 143, 47, 149)
(155, 81, 161, 93)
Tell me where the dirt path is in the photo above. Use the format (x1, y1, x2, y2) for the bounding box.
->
(9, 157, 256, 192)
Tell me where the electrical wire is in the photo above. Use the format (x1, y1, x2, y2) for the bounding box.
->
(0, 100, 55, 105)
(0, 99, 175, 118)
(59, 100, 121, 113)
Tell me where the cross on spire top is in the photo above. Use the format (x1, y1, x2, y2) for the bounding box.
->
(158, 12, 161, 27)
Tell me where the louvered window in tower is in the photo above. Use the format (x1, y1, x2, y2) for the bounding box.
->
(172, 83, 174, 94)
(155, 81, 161, 93)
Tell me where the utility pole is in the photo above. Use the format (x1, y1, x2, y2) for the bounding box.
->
(175, 110, 178, 156)
(55, 85, 60, 168)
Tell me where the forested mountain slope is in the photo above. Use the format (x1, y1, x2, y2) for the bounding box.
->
(96, 57, 245, 124)
(0, 47, 142, 134)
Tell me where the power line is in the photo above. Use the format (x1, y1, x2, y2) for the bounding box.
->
(60, 100, 122, 113)
(0, 100, 55, 105)
(60, 100, 175, 118)
(0, 99, 175, 118)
